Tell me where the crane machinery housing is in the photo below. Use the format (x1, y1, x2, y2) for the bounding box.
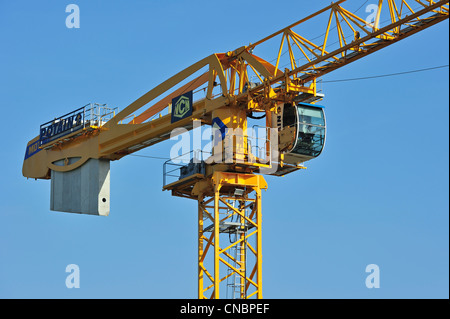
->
(22, 0, 449, 299)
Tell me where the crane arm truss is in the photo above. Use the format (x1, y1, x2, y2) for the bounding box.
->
(259, 0, 450, 85)
(94, 0, 450, 158)
(21, 0, 449, 301)
(22, 0, 449, 179)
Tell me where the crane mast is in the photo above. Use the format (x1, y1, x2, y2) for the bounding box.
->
(22, 0, 449, 299)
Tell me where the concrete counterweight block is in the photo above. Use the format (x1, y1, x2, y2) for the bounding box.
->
(50, 158, 110, 216)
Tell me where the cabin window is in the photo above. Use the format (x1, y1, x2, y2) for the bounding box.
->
(291, 104, 326, 158)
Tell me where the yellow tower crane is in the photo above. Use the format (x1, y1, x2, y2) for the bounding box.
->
(22, 0, 449, 299)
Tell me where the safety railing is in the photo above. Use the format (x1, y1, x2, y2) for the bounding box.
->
(163, 150, 210, 187)
(39, 103, 117, 147)
(162, 128, 273, 187)
(83, 103, 117, 127)
(221, 128, 272, 167)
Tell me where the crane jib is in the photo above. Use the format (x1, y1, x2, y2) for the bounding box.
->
(19, 0, 449, 300)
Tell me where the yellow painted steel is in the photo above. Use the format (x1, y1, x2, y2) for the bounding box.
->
(211, 106, 248, 164)
(197, 172, 266, 299)
(21, 0, 449, 299)
(23, 0, 449, 179)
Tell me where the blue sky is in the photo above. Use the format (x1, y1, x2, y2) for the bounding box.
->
(0, 0, 448, 299)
